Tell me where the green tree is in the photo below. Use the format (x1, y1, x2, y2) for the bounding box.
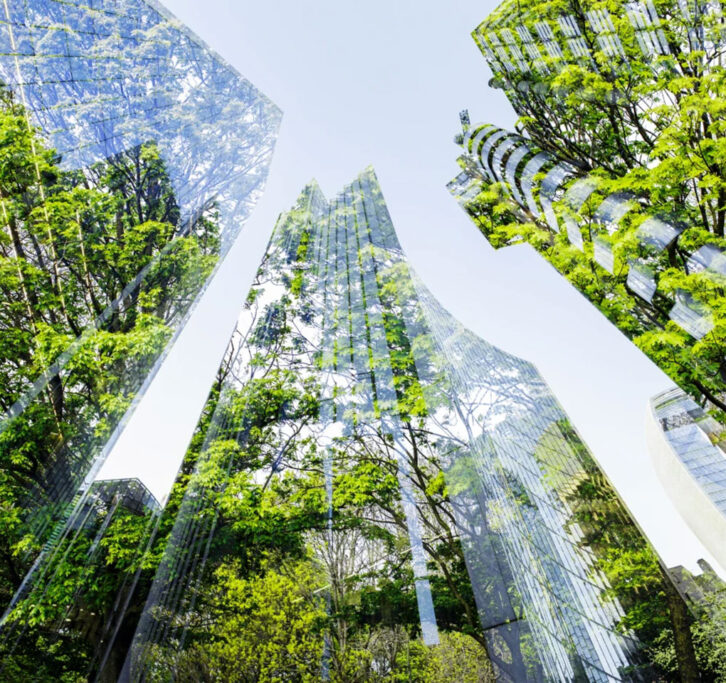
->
(462, 0, 726, 417)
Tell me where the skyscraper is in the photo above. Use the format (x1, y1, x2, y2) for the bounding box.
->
(451, 117, 723, 411)
(453, 0, 726, 415)
(102, 169, 712, 681)
(0, 1, 723, 679)
(0, 0, 280, 667)
(452, 0, 726, 577)
(647, 387, 726, 572)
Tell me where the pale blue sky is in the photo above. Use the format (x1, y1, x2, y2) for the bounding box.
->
(98, 0, 721, 575)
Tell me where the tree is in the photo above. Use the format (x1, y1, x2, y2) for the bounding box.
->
(462, 0, 726, 417)
(0, 87, 222, 680)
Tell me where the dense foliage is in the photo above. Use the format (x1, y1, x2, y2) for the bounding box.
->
(1, 52, 723, 677)
(464, 0, 726, 418)
(122, 182, 725, 681)
(125, 194, 496, 681)
(0, 86, 220, 678)
(542, 420, 726, 680)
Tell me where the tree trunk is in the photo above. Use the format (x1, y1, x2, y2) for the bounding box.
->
(661, 565, 701, 682)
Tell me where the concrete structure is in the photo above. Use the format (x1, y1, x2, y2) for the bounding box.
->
(647, 388, 726, 575)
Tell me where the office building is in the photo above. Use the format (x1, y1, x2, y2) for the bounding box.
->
(452, 0, 726, 579)
(453, 0, 726, 415)
(647, 388, 726, 572)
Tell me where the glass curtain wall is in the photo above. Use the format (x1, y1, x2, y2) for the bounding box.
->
(0, 1, 280, 674)
(112, 168, 710, 682)
(454, 0, 726, 421)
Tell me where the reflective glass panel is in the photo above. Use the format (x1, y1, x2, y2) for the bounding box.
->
(504, 143, 532, 207)
(564, 214, 584, 250)
(637, 216, 684, 251)
(564, 177, 599, 211)
(491, 135, 521, 182)
(688, 244, 726, 278)
(0, 4, 280, 674)
(479, 129, 509, 176)
(471, 126, 497, 178)
(627, 260, 657, 302)
(593, 235, 615, 272)
(592, 193, 636, 234)
(670, 291, 715, 339)
(465, 122, 493, 155)
(652, 388, 726, 516)
(539, 163, 575, 233)
(521, 152, 552, 217)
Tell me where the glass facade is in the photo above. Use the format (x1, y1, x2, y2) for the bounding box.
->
(0, 0, 281, 411)
(412, 283, 644, 682)
(454, 0, 726, 427)
(651, 388, 726, 518)
(0, 2, 280, 676)
(123, 170, 441, 679)
(0, 0, 281, 246)
(648, 388, 726, 572)
(100, 168, 701, 680)
(455, 1, 726, 657)
(476, 0, 715, 88)
(451, 115, 726, 574)
(452, 118, 723, 345)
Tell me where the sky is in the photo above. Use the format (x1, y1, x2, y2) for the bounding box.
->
(97, 0, 722, 576)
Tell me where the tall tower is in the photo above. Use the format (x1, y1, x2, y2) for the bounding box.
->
(452, 0, 726, 581)
(108, 169, 708, 681)
(453, 0, 726, 415)
(0, 0, 280, 672)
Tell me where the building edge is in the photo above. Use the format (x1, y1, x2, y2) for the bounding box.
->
(646, 392, 726, 578)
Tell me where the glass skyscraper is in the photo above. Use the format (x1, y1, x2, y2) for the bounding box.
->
(452, 0, 726, 585)
(108, 168, 704, 681)
(0, 0, 280, 242)
(0, 1, 722, 680)
(647, 388, 726, 573)
(452, 118, 714, 347)
(0, 0, 280, 673)
(455, 0, 726, 405)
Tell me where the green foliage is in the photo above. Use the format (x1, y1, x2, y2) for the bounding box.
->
(535, 420, 726, 679)
(144, 558, 328, 683)
(0, 85, 222, 677)
(462, 167, 726, 417)
(467, 0, 726, 417)
(143, 559, 492, 683)
(134, 192, 495, 679)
